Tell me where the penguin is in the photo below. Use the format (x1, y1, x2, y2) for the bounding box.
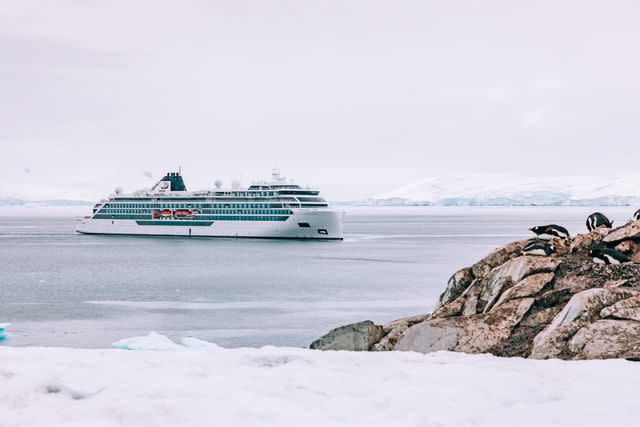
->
(586, 212, 613, 232)
(524, 238, 547, 247)
(529, 224, 570, 240)
(588, 248, 632, 265)
(634, 209, 640, 221)
(522, 241, 555, 256)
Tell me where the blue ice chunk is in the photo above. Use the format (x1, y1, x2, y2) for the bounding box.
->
(112, 332, 184, 351)
(180, 337, 223, 351)
(0, 323, 10, 341)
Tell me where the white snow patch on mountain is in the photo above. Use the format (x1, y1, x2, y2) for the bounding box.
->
(369, 175, 640, 206)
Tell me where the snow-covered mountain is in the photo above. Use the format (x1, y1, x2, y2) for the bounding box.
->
(0, 196, 91, 207)
(365, 175, 640, 206)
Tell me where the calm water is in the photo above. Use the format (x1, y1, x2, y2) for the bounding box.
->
(0, 206, 634, 349)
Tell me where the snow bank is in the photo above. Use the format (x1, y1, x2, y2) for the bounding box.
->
(1, 344, 638, 427)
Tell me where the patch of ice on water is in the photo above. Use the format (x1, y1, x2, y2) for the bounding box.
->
(112, 332, 185, 351)
(180, 337, 223, 351)
(0, 323, 10, 341)
(112, 332, 224, 351)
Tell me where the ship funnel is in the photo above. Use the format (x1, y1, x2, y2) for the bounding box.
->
(151, 172, 187, 192)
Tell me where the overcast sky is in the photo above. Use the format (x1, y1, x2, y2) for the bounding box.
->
(1, 1, 639, 200)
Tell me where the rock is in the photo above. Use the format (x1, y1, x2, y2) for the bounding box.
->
(528, 323, 584, 360)
(553, 259, 637, 293)
(493, 304, 564, 358)
(394, 298, 534, 354)
(568, 320, 640, 359)
(371, 314, 430, 351)
(480, 256, 560, 313)
(529, 288, 636, 359)
(614, 240, 640, 263)
(431, 295, 465, 319)
(548, 288, 635, 328)
(461, 279, 483, 316)
(520, 306, 563, 328)
(470, 240, 528, 278)
(438, 267, 473, 307)
(603, 279, 629, 289)
(603, 221, 640, 243)
(535, 288, 573, 308)
(310, 321, 384, 351)
(600, 295, 640, 321)
(491, 272, 554, 310)
(569, 229, 607, 254)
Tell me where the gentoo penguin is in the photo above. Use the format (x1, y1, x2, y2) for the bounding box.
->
(529, 224, 570, 240)
(588, 248, 632, 265)
(522, 241, 555, 256)
(634, 209, 640, 221)
(586, 212, 613, 232)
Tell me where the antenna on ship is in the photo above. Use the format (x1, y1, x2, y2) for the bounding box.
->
(178, 166, 182, 175)
(272, 167, 286, 183)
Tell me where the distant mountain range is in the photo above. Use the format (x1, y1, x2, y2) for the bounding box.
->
(350, 176, 640, 206)
(0, 197, 91, 207)
(4, 175, 640, 208)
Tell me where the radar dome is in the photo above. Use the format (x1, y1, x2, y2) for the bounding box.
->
(232, 180, 240, 189)
(115, 186, 123, 194)
(214, 179, 223, 188)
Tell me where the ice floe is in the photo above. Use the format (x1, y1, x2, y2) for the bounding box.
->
(112, 332, 223, 351)
(180, 337, 223, 351)
(111, 332, 185, 351)
(0, 323, 10, 341)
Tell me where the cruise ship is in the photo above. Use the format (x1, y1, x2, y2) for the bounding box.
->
(76, 170, 344, 240)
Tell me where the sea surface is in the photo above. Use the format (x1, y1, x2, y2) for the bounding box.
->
(0, 206, 634, 349)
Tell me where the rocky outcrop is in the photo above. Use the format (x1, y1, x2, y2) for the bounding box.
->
(395, 298, 534, 354)
(312, 220, 640, 360)
(310, 321, 384, 351)
(603, 221, 640, 243)
(371, 314, 430, 351)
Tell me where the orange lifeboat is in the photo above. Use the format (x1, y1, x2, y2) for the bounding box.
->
(174, 209, 193, 218)
(161, 210, 173, 217)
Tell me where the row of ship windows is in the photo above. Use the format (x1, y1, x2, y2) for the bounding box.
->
(102, 203, 323, 209)
(97, 215, 288, 222)
(98, 209, 292, 215)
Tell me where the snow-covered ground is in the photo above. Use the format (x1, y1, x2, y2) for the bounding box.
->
(1, 339, 638, 427)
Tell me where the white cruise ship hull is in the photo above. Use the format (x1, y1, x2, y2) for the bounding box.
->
(76, 208, 344, 240)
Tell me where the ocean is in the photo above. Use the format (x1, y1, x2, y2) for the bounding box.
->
(0, 206, 634, 348)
